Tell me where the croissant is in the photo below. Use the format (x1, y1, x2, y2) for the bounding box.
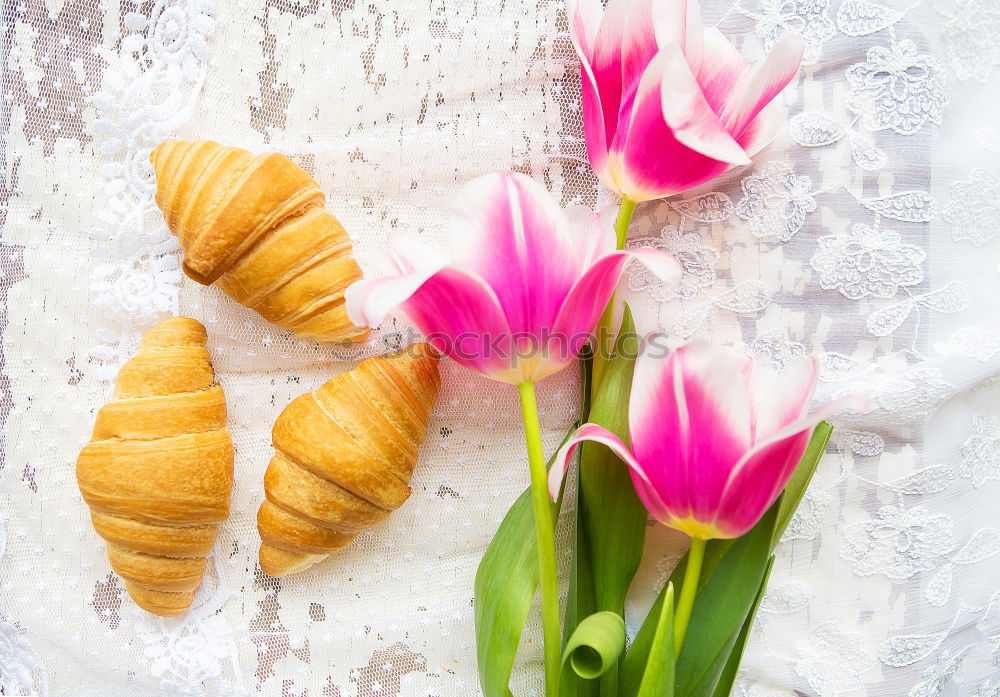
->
(150, 139, 368, 343)
(257, 343, 441, 577)
(76, 317, 234, 616)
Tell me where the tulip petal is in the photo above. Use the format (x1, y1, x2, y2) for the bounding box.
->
(646, 0, 691, 53)
(734, 394, 871, 477)
(737, 99, 784, 157)
(614, 47, 746, 201)
(404, 266, 527, 381)
(579, 67, 614, 191)
(591, 0, 629, 146)
(694, 28, 750, 116)
(550, 247, 681, 350)
(748, 355, 818, 441)
(448, 173, 579, 335)
(345, 239, 446, 329)
(623, 0, 688, 103)
(622, 0, 660, 101)
(345, 268, 429, 327)
(659, 43, 751, 165)
(570, 0, 614, 187)
(576, 204, 620, 266)
(384, 233, 447, 274)
(364, 233, 444, 279)
(721, 32, 804, 140)
(568, 0, 604, 60)
(628, 341, 754, 523)
(345, 260, 520, 380)
(548, 424, 670, 523)
(716, 395, 870, 536)
(679, 0, 705, 75)
(713, 428, 812, 537)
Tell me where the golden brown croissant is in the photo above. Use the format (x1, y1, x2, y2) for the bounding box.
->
(257, 343, 441, 577)
(150, 139, 368, 343)
(76, 317, 234, 616)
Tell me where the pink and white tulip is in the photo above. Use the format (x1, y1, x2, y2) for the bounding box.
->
(345, 172, 681, 385)
(571, 0, 804, 202)
(549, 341, 866, 539)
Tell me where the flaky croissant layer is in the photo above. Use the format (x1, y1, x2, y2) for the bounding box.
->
(150, 139, 368, 343)
(77, 317, 234, 616)
(258, 343, 441, 577)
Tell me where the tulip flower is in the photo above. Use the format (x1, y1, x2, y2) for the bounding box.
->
(548, 340, 865, 648)
(346, 173, 680, 384)
(571, 0, 805, 240)
(346, 171, 680, 697)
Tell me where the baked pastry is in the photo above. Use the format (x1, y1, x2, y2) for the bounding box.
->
(76, 317, 234, 616)
(150, 139, 368, 343)
(257, 343, 441, 576)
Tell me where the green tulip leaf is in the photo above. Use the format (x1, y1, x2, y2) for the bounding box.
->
(474, 483, 544, 697)
(563, 306, 648, 697)
(636, 583, 675, 697)
(562, 611, 627, 680)
(711, 557, 775, 697)
(773, 421, 832, 546)
(563, 482, 598, 697)
(673, 504, 778, 697)
(581, 306, 647, 613)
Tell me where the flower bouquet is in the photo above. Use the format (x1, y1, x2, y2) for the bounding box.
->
(346, 1, 867, 695)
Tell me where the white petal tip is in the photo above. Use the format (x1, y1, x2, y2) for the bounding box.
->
(343, 281, 368, 327)
(547, 464, 566, 501)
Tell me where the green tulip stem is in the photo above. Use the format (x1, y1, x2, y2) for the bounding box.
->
(614, 197, 637, 249)
(591, 197, 637, 393)
(673, 536, 706, 651)
(517, 380, 561, 697)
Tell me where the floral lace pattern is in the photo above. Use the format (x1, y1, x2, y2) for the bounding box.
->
(737, 0, 836, 63)
(907, 648, 972, 697)
(942, 169, 1000, 247)
(959, 414, 1000, 488)
(746, 329, 807, 369)
(0, 620, 47, 696)
(781, 487, 832, 541)
(934, 326, 1000, 362)
(671, 281, 774, 339)
(87, 0, 215, 373)
(865, 282, 969, 337)
(846, 38, 947, 135)
(735, 161, 817, 242)
(794, 623, 877, 696)
(935, 0, 1000, 83)
(810, 223, 926, 300)
(837, 0, 910, 37)
(875, 368, 955, 423)
(789, 111, 888, 169)
(136, 613, 247, 696)
(626, 227, 719, 302)
(842, 504, 954, 580)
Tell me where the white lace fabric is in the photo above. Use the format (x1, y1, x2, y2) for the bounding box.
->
(1, 1, 999, 696)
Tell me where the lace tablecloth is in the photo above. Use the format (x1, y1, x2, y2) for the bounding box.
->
(2, 0, 999, 695)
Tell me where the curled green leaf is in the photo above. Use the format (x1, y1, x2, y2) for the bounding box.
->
(562, 611, 627, 681)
